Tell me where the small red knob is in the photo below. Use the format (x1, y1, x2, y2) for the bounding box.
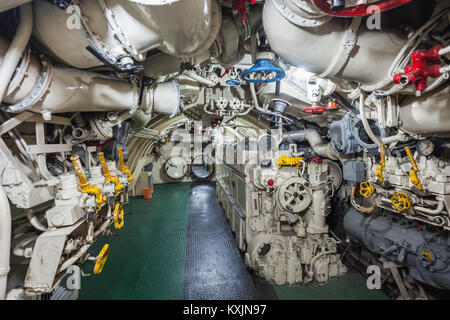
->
(267, 179, 275, 186)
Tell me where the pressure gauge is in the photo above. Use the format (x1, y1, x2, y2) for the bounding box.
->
(416, 138, 444, 157)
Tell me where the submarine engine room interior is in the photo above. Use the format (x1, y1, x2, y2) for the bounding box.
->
(0, 0, 450, 301)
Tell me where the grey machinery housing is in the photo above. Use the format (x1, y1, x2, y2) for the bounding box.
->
(344, 207, 450, 290)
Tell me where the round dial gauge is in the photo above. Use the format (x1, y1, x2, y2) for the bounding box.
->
(164, 156, 188, 179)
(417, 139, 437, 157)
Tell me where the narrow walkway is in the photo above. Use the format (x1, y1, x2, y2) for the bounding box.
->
(79, 182, 387, 300)
(184, 183, 276, 299)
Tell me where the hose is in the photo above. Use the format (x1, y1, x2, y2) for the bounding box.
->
(182, 70, 216, 87)
(359, 93, 382, 147)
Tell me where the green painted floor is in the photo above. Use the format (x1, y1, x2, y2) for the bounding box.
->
(79, 182, 388, 300)
(79, 183, 191, 300)
(274, 274, 388, 300)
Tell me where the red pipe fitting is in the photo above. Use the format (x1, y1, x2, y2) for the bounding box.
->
(312, 0, 412, 17)
(231, 0, 257, 24)
(393, 45, 443, 91)
(311, 156, 323, 164)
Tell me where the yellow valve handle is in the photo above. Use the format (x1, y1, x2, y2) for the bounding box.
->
(70, 155, 105, 210)
(391, 191, 411, 212)
(98, 152, 124, 195)
(404, 146, 425, 192)
(113, 203, 124, 230)
(93, 244, 110, 275)
(421, 251, 433, 263)
(118, 147, 134, 182)
(97, 152, 111, 176)
(360, 181, 375, 198)
(70, 154, 88, 187)
(278, 155, 305, 169)
(375, 144, 386, 184)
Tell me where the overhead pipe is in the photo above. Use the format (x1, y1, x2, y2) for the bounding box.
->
(1, 37, 180, 129)
(0, 37, 142, 115)
(262, 0, 407, 88)
(399, 85, 450, 135)
(32, 0, 222, 69)
(0, 0, 32, 14)
(0, 3, 32, 102)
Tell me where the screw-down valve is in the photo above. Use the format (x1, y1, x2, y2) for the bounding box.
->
(118, 147, 134, 182)
(70, 154, 106, 211)
(97, 152, 124, 196)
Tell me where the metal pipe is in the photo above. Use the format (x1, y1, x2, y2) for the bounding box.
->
(25, 209, 48, 232)
(57, 244, 91, 273)
(415, 201, 445, 215)
(283, 129, 338, 160)
(439, 45, 450, 56)
(182, 70, 216, 87)
(0, 1, 33, 14)
(0, 3, 32, 103)
(359, 93, 382, 146)
(0, 187, 12, 300)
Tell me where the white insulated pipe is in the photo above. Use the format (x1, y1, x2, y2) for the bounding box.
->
(0, 36, 142, 115)
(0, 187, 12, 300)
(283, 129, 338, 160)
(262, 0, 406, 88)
(439, 45, 450, 56)
(399, 85, 450, 135)
(25, 209, 48, 232)
(0, 3, 32, 103)
(33, 0, 221, 69)
(182, 70, 216, 87)
(0, 0, 32, 14)
(0, 5, 31, 299)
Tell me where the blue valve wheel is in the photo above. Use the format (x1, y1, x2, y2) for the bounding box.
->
(241, 59, 286, 83)
(226, 79, 242, 86)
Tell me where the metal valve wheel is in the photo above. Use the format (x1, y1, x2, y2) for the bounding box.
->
(241, 59, 285, 83)
(277, 178, 312, 213)
(93, 244, 110, 275)
(113, 203, 125, 230)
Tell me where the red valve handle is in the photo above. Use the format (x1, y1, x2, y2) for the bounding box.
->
(302, 106, 327, 115)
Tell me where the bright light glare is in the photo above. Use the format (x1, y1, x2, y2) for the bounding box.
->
(287, 67, 314, 81)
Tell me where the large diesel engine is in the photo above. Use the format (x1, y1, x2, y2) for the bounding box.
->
(0, 0, 449, 300)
